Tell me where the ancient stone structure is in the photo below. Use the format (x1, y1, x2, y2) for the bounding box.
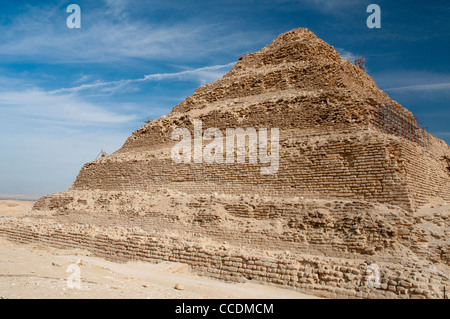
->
(1, 28, 449, 298)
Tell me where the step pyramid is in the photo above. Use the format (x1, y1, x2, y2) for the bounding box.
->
(1, 28, 449, 298)
(63, 28, 449, 211)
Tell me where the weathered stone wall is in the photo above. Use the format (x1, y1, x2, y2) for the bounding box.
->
(71, 129, 450, 211)
(0, 216, 446, 299)
(119, 91, 371, 153)
(30, 189, 449, 266)
(398, 139, 450, 207)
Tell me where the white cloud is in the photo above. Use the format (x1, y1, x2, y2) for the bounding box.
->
(0, 3, 257, 64)
(1, 21, 200, 63)
(104, 0, 129, 19)
(0, 89, 136, 126)
(374, 71, 450, 93)
(432, 131, 450, 137)
(336, 48, 358, 63)
(303, 0, 364, 14)
(385, 83, 450, 92)
(74, 74, 93, 84)
(51, 62, 236, 94)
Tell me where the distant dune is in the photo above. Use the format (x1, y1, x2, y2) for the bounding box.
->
(0, 194, 41, 201)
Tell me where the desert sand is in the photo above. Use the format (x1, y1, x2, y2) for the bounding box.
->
(0, 200, 35, 217)
(0, 200, 316, 299)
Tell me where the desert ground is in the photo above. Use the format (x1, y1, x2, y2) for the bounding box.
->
(0, 200, 317, 299)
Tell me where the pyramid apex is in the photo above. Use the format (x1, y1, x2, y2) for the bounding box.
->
(271, 28, 319, 44)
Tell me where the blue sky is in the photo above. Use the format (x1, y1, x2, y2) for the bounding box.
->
(0, 0, 449, 196)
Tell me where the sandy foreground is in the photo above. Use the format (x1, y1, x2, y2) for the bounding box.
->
(0, 200, 317, 299)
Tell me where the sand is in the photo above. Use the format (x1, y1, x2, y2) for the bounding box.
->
(0, 200, 317, 299)
(0, 200, 35, 217)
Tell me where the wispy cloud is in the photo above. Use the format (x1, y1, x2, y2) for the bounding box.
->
(432, 131, 450, 138)
(336, 48, 358, 62)
(74, 74, 93, 84)
(0, 61, 236, 130)
(0, 89, 136, 126)
(385, 82, 450, 92)
(50, 62, 235, 94)
(0, 3, 258, 64)
(303, 0, 367, 14)
(374, 71, 450, 93)
(104, 0, 129, 19)
(0, 20, 202, 63)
